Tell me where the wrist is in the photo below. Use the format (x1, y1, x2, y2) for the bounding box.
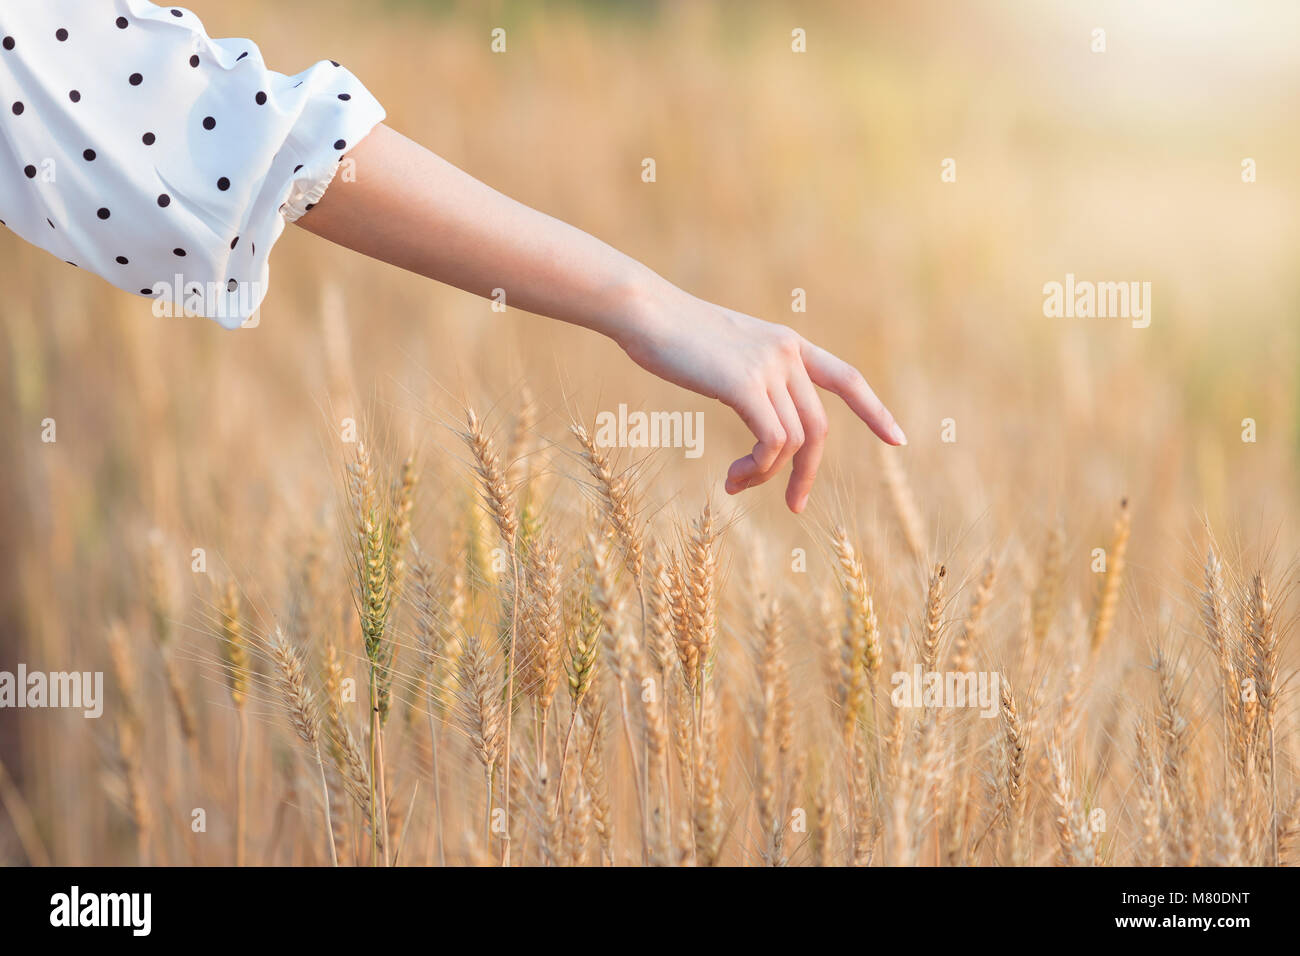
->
(605, 266, 681, 352)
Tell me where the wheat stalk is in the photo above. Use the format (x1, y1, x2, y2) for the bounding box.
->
(217, 580, 249, 866)
(347, 439, 392, 864)
(459, 631, 505, 849)
(463, 407, 521, 864)
(268, 627, 338, 866)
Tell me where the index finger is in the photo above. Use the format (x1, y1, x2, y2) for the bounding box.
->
(800, 339, 906, 446)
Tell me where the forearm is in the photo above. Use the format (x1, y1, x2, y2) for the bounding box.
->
(297, 123, 663, 343)
(297, 121, 903, 514)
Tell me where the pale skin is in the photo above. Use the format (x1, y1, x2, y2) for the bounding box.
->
(297, 124, 906, 513)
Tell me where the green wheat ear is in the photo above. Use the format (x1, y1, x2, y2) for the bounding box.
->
(349, 441, 394, 723)
(219, 580, 249, 708)
(567, 591, 601, 707)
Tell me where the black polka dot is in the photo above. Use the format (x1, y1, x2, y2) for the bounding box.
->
(1, 37, 14, 51)
(24, 165, 36, 178)
(293, 164, 303, 173)
(305, 203, 316, 212)
(330, 60, 340, 67)
(202, 116, 216, 130)
(255, 91, 267, 105)
(230, 237, 239, 249)
(334, 139, 346, 150)
(83, 149, 96, 161)
(173, 248, 186, 257)
(227, 279, 238, 292)
(140, 288, 153, 295)
(189, 54, 199, 68)
(171, 9, 183, 17)
(237, 51, 248, 61)
(116, 17, 129, 29)
(217, 177, 230, 191)
(157, 194, 171, 207)
(142, 132, 156, 145)
(69, 90, 81, 103)
(97, 208, 111, 220)
(116, 256, 129, 265)
(56, 28, 69, 42)
(251, 243, 255, 254)
(11, 102, 23, 115)
(338, 93, 351, 101)
(129, 73, 143, 86)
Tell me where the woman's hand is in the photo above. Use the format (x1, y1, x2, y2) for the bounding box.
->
(614, 281, 906, 513)
(298, 125, 904, 512)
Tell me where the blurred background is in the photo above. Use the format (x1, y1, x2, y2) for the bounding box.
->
(1, 0, 1297, 864)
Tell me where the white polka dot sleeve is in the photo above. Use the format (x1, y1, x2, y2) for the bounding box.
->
(0, 1, 386, 328)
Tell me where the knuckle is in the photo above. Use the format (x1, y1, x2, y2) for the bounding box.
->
(839, 366, 865, 390)
(773, 326, 801, 358)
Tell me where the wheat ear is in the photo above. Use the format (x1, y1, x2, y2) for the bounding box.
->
(269, 627, 337, 866)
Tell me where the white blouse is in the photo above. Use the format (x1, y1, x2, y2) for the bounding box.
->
(0, 0, 385, 327)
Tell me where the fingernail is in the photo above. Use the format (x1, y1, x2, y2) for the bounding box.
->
(890, 423, 907, 446)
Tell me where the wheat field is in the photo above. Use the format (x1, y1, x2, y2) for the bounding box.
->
(0, 0, 1298, 867)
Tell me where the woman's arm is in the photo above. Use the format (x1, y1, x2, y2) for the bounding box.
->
(296, 124, 905, 513)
